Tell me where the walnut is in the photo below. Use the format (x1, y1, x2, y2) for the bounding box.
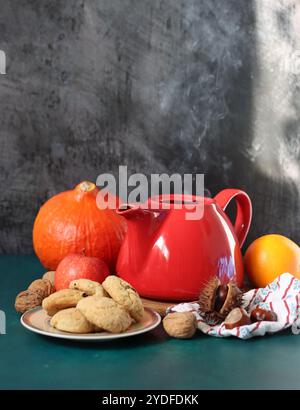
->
(163, 312, 198, 339)
(42, 271, 55, 287)
(15, 277, 54, 314)
(15, 290, 43, 313)
(28, 278, 54, 299)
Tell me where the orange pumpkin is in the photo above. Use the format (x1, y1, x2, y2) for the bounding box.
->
(33, 181, 126, 271)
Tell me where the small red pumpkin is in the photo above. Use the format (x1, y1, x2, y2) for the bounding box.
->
(33, 181, 126, 271)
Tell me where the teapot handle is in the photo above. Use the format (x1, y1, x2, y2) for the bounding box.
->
(214, 189, 252, 247)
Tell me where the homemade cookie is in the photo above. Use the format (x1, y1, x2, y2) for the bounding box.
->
(42, 289, 87, 316)
(102, 276, 144, 322)
(28, 278, 54, 299)
(77, 296, 133, 333)
(69, 279, 107, 297)
(50, 308, 94, 334)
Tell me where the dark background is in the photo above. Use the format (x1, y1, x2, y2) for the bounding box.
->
(0, 0, 299, 253)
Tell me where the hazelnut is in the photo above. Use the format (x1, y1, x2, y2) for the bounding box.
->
(163, 312, 198, 339)
(224, 307, 251, 330)
(250, 308, 277, 322)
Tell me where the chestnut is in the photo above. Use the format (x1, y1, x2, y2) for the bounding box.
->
(224, 307, 251, 330)
(250, 307, 277, 322)
(199, 277, 243, 325)
(214, 284, 229, 312)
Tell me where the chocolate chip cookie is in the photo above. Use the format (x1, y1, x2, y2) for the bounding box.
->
(42, 289, 87, 316)
(77, 296, 133, 333)
(69, 278, 107, 297)
(102, 276, 144, 322)
(50, 308, 95, 334)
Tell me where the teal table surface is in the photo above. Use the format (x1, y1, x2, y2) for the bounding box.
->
(1, 255, 300, 390)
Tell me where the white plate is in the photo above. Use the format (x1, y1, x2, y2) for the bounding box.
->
(21, 306, 161, 341)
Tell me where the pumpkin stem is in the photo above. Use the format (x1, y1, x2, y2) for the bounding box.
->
(76, 181, 96, 192)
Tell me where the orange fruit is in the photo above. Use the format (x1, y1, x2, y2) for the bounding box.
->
(244, 234, 300, 287)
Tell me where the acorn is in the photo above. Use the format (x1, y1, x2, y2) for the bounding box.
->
(199, 277, 243, 325)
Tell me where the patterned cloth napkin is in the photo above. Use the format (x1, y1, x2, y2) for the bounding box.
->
(166, 273, 300, 339)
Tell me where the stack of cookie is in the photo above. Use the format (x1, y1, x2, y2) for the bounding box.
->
(42, 276, 145, 334)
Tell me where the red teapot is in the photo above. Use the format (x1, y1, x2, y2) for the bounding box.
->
(116, 189, 252, 301)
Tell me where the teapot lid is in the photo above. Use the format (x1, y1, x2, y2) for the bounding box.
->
(149, 193, 214, 209)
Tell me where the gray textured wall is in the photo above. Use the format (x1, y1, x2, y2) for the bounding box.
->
(0, 0, 299, 253)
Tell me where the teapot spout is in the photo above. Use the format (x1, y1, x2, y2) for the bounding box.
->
(117, 204, 151, 220)
(117, 204, 167, 238)
(117, 203, 166, 263)
(116, 204, 167, 279)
